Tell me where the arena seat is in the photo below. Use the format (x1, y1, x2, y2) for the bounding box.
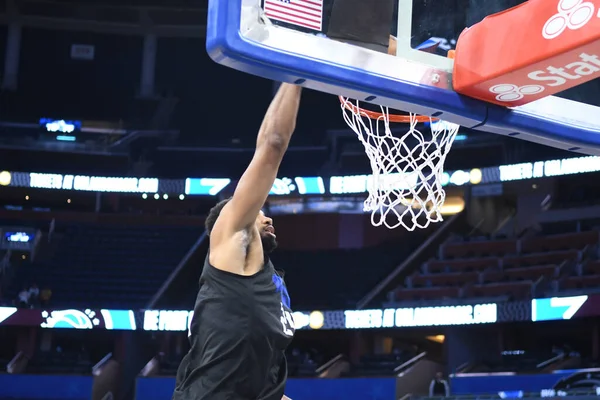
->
(392, 229, 599, 303)
(272, 239, 426, 309)
(468, 281, 533, 298)
(483, 265, 557, 283)
(563, 275, 600, 290)
(583, 260, 600, 275)
(443, 239, 517, 259)
(410, 271, 479, 288)
(502, 250, 581, 269)
(521, 231, 600, 253)
(10, 222, 203, 308)
(286, 349, 319, 377)
(348, 353, 410, 377)
(27, 349, 92, 375)
(394, 286, 461, 301)
(426, 258, 500, 273)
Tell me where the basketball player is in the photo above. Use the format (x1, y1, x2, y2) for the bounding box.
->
(172, 83, 301, 400)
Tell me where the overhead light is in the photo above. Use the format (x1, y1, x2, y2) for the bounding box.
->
(56, 135, 76, 142)
(426, 335, 445, 343)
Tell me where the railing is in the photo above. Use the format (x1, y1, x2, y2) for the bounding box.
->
(536, 353, 564, 369)
(531, 274, 545, 298)
(559, 258, 573, 277)
(7, 351, 26, 374)
(455, 361, 472, 374)
(394, 351, 427, 375)
(437, 233, 458, 260)
(140, 356, 160, 377)
(30, 228, 42, 261)
(101, 392, 114, 400)
(146, 231, 208, 309)
(494, 213, 516, 239)
(467, 218, 486, 238)
(92, 352, 113, 376)
(315, 354, 344, 376)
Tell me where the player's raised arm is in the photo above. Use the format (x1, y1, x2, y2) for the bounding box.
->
(216, 83, 302, 234)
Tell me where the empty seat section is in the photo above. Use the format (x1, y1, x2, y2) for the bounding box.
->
(427, 258, 499, 273)
(11, 223, 203, 309)
(395, 286, 460, 301)
(411, 271, 478, 287)
(469, 281, 532, 299)
(563, 275, 600, 290)
(484, 265, 557, 283)
(503, 251, 579, 269)
(584, 260, 600, 275)
(521, 231, 599, 253)
(443, 239, 517, 259)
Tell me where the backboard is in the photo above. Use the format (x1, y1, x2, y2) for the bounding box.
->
(206, 0, 600, 154)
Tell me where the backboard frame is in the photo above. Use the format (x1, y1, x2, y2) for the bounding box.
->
(206, 0, 600, 154)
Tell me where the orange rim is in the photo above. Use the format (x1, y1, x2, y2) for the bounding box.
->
(339, 96, 437, 123)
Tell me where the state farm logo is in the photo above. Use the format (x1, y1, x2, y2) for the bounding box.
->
(489, 84, 545, 102)
(542, 0, 596, 39)
(489, 52, 600, 103)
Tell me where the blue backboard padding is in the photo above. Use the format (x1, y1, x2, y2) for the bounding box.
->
(481, 106, 599, 150)
(206, 0, 600, 154)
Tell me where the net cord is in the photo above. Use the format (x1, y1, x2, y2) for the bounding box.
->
(339, 97, 460, 230)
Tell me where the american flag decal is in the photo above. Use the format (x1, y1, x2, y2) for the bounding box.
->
(263, 0, 324, 31)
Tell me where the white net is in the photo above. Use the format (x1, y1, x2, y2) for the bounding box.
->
(340, 97, 460, 231)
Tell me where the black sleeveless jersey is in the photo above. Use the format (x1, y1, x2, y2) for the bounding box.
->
(172, 255, 295, 400)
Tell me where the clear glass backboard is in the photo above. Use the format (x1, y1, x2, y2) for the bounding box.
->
(207, 0, 600, 153)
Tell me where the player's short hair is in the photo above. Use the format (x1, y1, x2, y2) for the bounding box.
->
(205, 197, 232, 235)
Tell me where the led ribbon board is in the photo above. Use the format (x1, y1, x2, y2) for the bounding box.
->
(3, 296, 599, 331)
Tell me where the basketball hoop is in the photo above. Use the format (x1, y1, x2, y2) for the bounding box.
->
(338, 96, 460, 231)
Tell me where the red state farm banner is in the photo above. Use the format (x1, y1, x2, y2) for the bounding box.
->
(453, 0, 600, 107)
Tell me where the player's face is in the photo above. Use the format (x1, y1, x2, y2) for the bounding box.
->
(256, 210, 277, 253)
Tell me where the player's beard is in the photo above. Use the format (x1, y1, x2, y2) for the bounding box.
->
(261, 233, 278, 254)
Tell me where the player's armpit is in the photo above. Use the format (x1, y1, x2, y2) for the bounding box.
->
(218, 83, 302, 233)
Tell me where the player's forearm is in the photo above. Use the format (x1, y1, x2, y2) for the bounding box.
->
(257, 83, 302, 151)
